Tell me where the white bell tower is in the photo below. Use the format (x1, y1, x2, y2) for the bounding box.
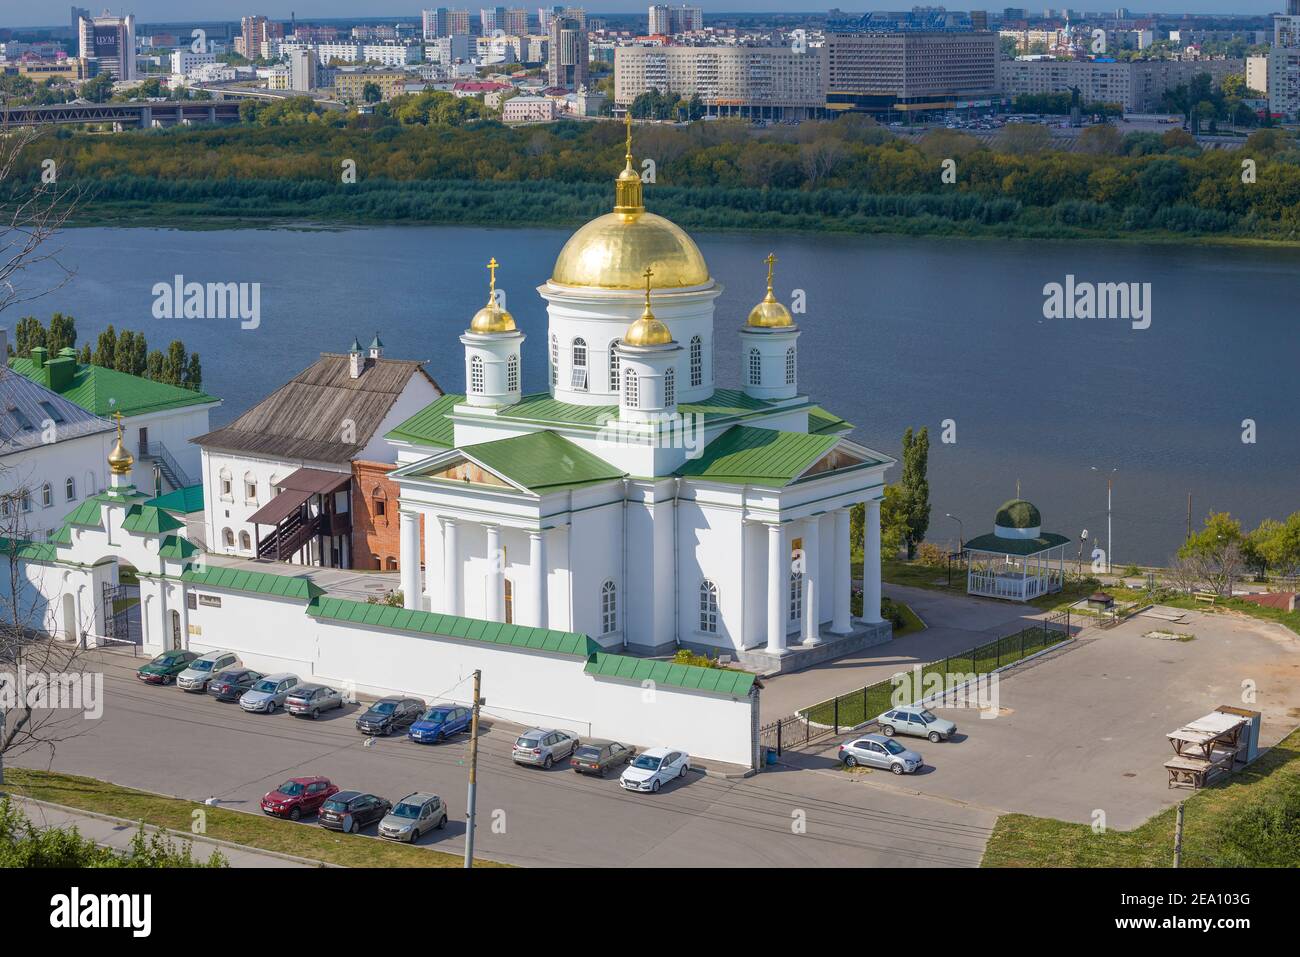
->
(461, 256, 525, 408)
(739, 252, 800, 401)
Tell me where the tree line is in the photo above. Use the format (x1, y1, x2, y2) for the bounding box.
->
(9, 315, 203, 392)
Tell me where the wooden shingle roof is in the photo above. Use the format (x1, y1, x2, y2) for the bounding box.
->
(192, 353, 439, 464)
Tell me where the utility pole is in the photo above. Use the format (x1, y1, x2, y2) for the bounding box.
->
(464, 669, 482, 869)
(1173, 801, 1184, 868)
(1186, 492, 1192, 542)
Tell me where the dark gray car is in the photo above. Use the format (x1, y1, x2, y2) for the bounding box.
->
(356, 696, 426, 736)
(286, 683, 345, 718)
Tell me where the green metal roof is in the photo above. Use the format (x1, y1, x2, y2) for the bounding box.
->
(584, 653, 756, 697)
(146, 484, 204, 514)
(182, 565, 324, 601)
(307, 595, 599, 656)
(995, 499, 1042, 529)
(675, 426, 841, 487)
(808, 406, 853, 436)
(0, 537, 58, 563)
(963, 531, 1071, 556)
(158, 534, 200, 560)
(63, 497, 106, 529)
(121, 504, 184, 535)
(458, 431, 624, 493)
(9, 356, 220, 418)
(385, 393, 463, 447)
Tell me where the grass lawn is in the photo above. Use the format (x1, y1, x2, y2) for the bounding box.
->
(892, 600, 926, 637)
(3, 768, 509, 868)
(982, 726, 1300, 867)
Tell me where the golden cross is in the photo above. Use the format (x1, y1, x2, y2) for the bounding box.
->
(642, 266, 654, 306)
(486, 257, 499, 295)
(624, 109, 633, 160)
(764, 252, 777, 289)
(112, 410, 124, 434)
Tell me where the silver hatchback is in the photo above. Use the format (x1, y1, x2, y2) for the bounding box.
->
(512, 728, 579, 768)
(837, 733, 923, 775)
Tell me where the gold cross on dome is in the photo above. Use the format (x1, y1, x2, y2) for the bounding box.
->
(112, 410, 124, 435)
(624, 109, 633, 159)
(642, 266, 654, 307)
(486, 257, 499, 297)
(764, 252, 777, 288)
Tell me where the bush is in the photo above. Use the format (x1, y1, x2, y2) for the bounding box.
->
(914, 542, 949, 567)
(880, 597, 907, 630)
(1215, 784, 1300, 867)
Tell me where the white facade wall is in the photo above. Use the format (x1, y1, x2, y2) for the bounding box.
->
(126, 403, 216, 486)
(1, 430, 114, 541)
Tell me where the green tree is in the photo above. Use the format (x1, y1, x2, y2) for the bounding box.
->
(362, 82, 382, 104)
(92, 325, 117, 368)
(184, 352, 203, 392)
(899, 427, 931, 559)
(146, 349, 165, 382)
(1178, 512, 1245, 597)
(47, 313, 77, 353)
(162, 341, 188, 387)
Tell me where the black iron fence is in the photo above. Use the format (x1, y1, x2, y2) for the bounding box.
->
(759, 611, 1071, 757)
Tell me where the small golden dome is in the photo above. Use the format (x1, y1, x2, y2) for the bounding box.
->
(469, 257, 516, 334)
(108, 414, 133, 476)
(551, 113, 710, 290)
(747, 252, 793, 328)
(623, 267, 674, 347)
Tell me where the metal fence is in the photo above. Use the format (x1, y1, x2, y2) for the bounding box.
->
(759, 611, 1071, 757)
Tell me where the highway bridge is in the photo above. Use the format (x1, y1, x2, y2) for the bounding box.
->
(0, 100, 243, 129)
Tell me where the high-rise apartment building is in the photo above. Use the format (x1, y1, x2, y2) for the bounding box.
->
(481, 7, 506, 34)
(616, 45, 823, 120)
(238, 15, 283, 59)
(288, 46, 318, 90)
(540, 6, 584, 33)
(824, 30, 997, 115)
(647, 4, 703, 36)
(504, 8, 531, 36)
(423, 8, 473, 39)
(77, 12, 136, 81)
(547, 13, 588, 88)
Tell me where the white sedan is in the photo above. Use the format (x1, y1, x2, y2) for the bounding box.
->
(620, 747, 690, 793)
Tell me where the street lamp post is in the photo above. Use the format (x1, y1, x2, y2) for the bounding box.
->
(1091, 466, 1117, 573)
(945, 513, 964, 588)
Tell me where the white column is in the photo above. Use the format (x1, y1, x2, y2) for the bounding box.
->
(765, 522, 784, 654)
(443, 518, 462, 616)
(528, 530, 547, 628)
(422, 513, 440, 612)
(862, 499, 883, 624)
(399, 510, 421, 611)
(832, 507, 852, 634)
(801, 515, 820, 645)
(485, 524, 503, 621)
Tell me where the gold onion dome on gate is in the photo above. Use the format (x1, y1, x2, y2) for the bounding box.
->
(108, 414, 133, 475)
(747, 252, 793, 328)
(469, 257, 516, 333)
(550, 113, 710, 290)
(623, 267, 673, 347)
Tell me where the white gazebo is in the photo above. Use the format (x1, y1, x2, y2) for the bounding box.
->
(963, 499, 1070, 603)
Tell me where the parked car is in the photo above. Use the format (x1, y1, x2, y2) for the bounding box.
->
(378, 792, 448, 842)
(877, 707, 956, 743)
(208, 668, 263, 702)
(838, 733, 923, 775)
(511, 728, 579, 768)
(318, 791, 392, 834)
(619, 747, 690, 793)
(286, 684, 345, 719)
(176, 650, 242, 692)
(136, 650, 198, 685)
(571, 739, 634, 777)
(355, 696, 426, 736)
(260, 776, 339, 821)
(238, 673, 300, 714)
(407, 703, 472, 744)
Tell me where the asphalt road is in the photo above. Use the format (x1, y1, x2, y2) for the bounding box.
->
(15, 651, 995, 868)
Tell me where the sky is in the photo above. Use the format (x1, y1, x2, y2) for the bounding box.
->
(3, 3, 1284, 29)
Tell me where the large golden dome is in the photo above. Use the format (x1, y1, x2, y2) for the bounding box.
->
(551, 114, 710, 290)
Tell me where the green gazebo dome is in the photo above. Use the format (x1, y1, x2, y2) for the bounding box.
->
(995, 499, 1042, 530)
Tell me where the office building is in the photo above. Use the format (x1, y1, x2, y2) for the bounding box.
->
(77, 12, 136, 81)
(616, 44, 823, 120)
(824, 30, 997, 115)
(996, 56, 1245, 113)
(289, 46, 318, 90)
(548, 14, 588, 89)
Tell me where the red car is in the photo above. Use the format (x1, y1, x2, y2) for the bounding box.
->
(260, 776, 339, 821)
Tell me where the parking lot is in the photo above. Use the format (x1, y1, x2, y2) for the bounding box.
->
(14, 650, 995, 868)
(785, 607, 1300, 830)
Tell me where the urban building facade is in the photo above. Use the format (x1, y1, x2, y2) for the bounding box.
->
(648, 4, 703, 36)
(996, 56, 1244, 113)
(77, 12, 136, 81)
(824, 30, 998, 114)
(548, 14, 589, 89)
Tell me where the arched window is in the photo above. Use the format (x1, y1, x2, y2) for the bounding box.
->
(239, 530, 252, 551)
(748, 348, 762, 386)
(504, 579, 514, 624)
(689, 336, 703, 387)
(41, 483, 52, 508)
(623, 368, 639, 409)
(608, 341, 621, 392)
(65, 477, 76, 502)
(222, 528, 235, 548)
(469, 355, 484, 393)
(371, 488, 387, 521)
(601, 580, 617, 635)
(789, 570, 803, 622)
(570, 337, 588, 391)
(386, 556, 398, 570)
(507, 353, 519, 393)
(664, 366, 675, 406)
(550, 334, 558, 386)
(218, 468, 232, 501)
(785, 346, 796, 385)
(699, 580, 718, 633)
(243, 471, 257, 502)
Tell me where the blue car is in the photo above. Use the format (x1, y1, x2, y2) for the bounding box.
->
(408, 703, 472, 744)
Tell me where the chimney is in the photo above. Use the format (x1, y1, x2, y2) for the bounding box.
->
(368, 333, 384, 360)
(31, 345, 48, 369)
(47, 356, 76, 393)
(348, 337, 364, 379)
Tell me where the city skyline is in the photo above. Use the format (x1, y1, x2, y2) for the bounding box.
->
(4, 3, 1286, 30)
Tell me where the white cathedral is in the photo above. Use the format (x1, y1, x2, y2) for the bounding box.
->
(389, 124, 893, 660)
